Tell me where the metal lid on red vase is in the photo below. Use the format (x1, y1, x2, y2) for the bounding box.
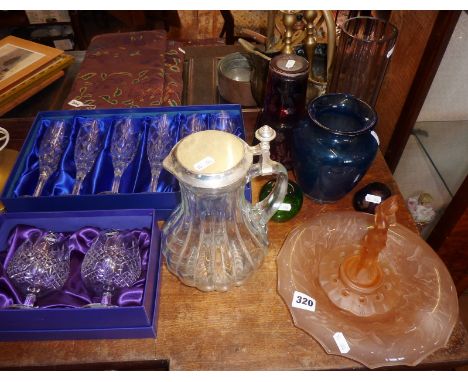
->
(270, 54, 309, 78)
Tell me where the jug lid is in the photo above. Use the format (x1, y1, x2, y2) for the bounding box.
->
(163, 130, 253, 189)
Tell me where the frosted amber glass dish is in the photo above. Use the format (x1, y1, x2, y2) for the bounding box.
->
(277, 211, 459, 369)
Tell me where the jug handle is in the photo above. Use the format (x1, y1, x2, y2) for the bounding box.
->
(247, 125, 288, 226)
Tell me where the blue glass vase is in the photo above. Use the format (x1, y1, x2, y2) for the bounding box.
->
(292, 93, 378, 203)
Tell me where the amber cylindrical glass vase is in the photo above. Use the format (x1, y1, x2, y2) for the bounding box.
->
(328, 16, 398, 107)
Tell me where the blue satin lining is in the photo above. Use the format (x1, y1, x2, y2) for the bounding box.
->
(0, 225, 150, 308)
(12, 111, 244, 197)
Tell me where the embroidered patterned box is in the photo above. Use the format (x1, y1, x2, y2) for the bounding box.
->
(63, 30, 184, 110)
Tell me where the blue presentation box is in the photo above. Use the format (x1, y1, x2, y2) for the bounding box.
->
(0, 209, 163, 341)
(1, 104, 248, 216)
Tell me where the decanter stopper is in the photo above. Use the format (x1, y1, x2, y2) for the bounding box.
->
(255, 125, 276, 174)
(255, 124, 276, 142)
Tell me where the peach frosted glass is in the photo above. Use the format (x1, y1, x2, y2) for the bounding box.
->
(277, 198, 459, 369)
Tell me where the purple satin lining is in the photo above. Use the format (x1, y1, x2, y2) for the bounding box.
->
(0, 225, 150, 309)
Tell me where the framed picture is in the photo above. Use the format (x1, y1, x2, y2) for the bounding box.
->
(0, 36, 63, 93)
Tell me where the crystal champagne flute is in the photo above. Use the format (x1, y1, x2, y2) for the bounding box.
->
(109, 118, 140, 193)
(180, 113, 207, 138)
(72, 119, 102, 195)
(146, 114, 175, 192)
(33, 120, 67, 197)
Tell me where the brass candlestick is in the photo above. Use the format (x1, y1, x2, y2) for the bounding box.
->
(303, 10, 318, 82)
(266, 10, 276, 52)
(322, 10, 336, 81)
(280, 11, 298, 54)
(302, 10, 337, 99)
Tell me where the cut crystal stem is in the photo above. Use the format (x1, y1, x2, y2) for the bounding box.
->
(72, 175, 85, 195)
(150, 166, 162, 192)
(33, 172, 49, 197)
(111, 172, 122, 193)
(100, 291, 113, 306)
(23, 293, 37, 308)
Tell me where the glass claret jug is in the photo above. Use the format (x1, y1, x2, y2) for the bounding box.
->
(161, 126, 288, 292)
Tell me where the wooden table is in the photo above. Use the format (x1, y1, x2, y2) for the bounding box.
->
(1, 112, 467, 371)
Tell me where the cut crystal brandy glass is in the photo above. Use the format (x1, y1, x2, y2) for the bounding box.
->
(81, 230, 141, 308)
(33, 120, 67, 197)
(6, 231, 70, 309)
(72, 119, 102, 195)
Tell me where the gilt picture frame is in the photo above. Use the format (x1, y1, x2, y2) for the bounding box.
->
(0, 36, 63, 93)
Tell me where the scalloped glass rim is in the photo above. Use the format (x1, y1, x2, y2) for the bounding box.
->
(277, 211, 459, 369)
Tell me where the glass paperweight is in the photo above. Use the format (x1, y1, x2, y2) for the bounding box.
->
(352, 182, 392, 214)
(277, 196, 459, 368)
(259, 179, 303, 222)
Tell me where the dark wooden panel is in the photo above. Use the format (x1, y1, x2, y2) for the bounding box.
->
(1, 359, 169, 371)
(428, 175, 468, 294)
(183, 45, 240, 105)
(383, 11, 461, 171)
(0, 117, 35, 151)
(0, 11, 29, 29)
(374, 10, 439, 155)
